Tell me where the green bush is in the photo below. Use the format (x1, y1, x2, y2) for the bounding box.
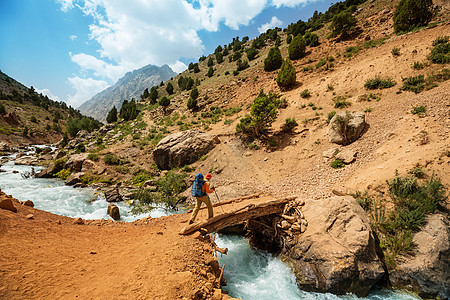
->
(316, 58, 326, 68)
(193, 64, 200, 73)
(103, 153, 121, 165)
(327, 111, 336, 123)
(166, 82, 174, 95)
(149, 86, 158, 104)
(351, 190, 372, 211)
(400, 75, 425, 93)
(87, 153, 100, 162)
(429, 39, 450, 64)
(330, 10, 357, 37)
(412, 61, 424, 69)
(364, 77, 396, 89)
(236, 90, 279, 137)
(236, 59, 250, 71)
(264, 47, 283, 72)
(119, 99, 139, 121)
(304, 32, 319, 47)
(331, 158, 345, 169)
(159, 97, 170, 111)
(288, 35, 306, 60)
(51, 158, 68, 175)
(412, 105, 426, 116)
(276, 58, 296, 88)
(190, 86, 199, 100)
(281, 118, 298, 132)
(286, 34, 292, 44)
(187, 97, 197, 110)
(333, 96, 351, 108)
(393, 0, 434, 33)
(391, 47, 401, 56)
(246, 47, 258, 61)
(207, 66, 214, 77)
(300, 89, 311, 98)
(207, 56, 214, 67)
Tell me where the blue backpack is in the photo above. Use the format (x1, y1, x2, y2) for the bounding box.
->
(191, 173, 206, 197)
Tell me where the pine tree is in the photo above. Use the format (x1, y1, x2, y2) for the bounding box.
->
(207, 57, 214, 67)
(288, 35, 306, 60)
(149, 86, 158, 104)
(264, 47, 282, 72)
(393, 0, 434, 33)
(166, 82, 174, 95)
(190, 86, 199, 100)
(276, 58, 296, 88)
(193, 64, 200, 73)
(159, 97, 170, 112)
(106, 106, 118, 123)
(207, 66, 214, 77)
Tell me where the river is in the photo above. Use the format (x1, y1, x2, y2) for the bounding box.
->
(0, 153, 420, 300)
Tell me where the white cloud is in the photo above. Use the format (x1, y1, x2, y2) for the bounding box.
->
(258, 16, 283, 33)
(35, 88, 61, 102)
(56, 0, 74, 12)
(271, 0, 311, 8)
(67, 76, 110, 108)
(169, 61, 187, 74)
(69, 35, 78, 41)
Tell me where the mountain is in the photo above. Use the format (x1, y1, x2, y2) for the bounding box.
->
(78, 64, 177, 122)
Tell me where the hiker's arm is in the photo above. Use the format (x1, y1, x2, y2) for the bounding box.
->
(204, 182, 215, 193)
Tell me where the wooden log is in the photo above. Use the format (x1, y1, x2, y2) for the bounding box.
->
(187, 193, 263, 213)
(180, 196, 296, 235)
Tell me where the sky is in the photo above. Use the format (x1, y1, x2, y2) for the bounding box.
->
(0, 0, 334, 109)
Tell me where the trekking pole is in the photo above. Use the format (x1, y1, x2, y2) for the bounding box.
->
(214, 189, 225, 214)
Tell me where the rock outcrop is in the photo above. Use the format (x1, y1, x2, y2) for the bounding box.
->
(282, 196, 384, 297)
(104, 188, 122, 202)
(328, 111, 366, 145)
(14, 155, 39, 166)
(107, 203, 121, 221)
(65, 172, 84, 186)
(64, 153, 88, 172)
(0, 198, 17, 213)
(153, 130, 220, 170)
(389, 214, 449, 299)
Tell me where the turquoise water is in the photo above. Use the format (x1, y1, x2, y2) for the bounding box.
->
(0, 154, 421, 300)
(215, 235, 421, 300)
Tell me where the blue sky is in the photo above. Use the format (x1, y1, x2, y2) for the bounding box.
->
(0, 0, 333, 108)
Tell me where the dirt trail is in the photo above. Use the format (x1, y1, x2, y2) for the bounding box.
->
(0, 191, 249, 300)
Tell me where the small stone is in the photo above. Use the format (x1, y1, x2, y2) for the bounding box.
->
(281, 220, 291, 229)
(26, 214, 34, 219)
(90, 251, 97, 255)
(264, 157, 268, 161)
(22, 200, 34, 207)
(323, 148, 339, 158)
(335, 149, 357, 164)
(0, 199, 17, 213)
(73, 217, 84, 225)
(56, 220, 62, 225)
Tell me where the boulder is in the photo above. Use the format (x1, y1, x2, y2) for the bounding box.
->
(153, 130, 220, 170)
(65, 172, 85, 186)
(15, 155, 39, 166)
(98, 123, 115, 135)
(323, 147, 339, 159)
(335, 149, 357, 164)
(282, 196, 384, 297)
(22, 200, 34, 207)
(64, 153, 88, 172)
(104, 188, 123, 202)
(81, 159, 95, 172)
(107, 203, 121, 221)
(0, 142, 13, 153)
(389, 214, 449, 299)
(35, 163, 54, 178)
(53, 150, 66, 160)
(328, 111, 366, 145)
(0, 199, 17, 213)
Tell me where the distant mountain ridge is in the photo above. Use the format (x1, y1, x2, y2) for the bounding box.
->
(78, 64, 177, 121)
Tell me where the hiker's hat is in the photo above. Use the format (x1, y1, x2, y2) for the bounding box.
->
(205, 173, 212, 179)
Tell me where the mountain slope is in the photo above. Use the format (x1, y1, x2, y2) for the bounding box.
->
(78, 64, 177, 122)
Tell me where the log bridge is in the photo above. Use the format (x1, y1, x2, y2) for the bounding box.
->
(179, 196, 296, 235)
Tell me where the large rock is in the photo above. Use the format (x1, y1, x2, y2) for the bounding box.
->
(0, 142, 13, 153)
(389, 214, 449, 299)
(0, 198, 17, 213)
(328, 111, 366, 145)
(104, 188, 123, 202)
(65, 172, 85, 186)
(107, 203, 120, 221)
(64, 153, 88, 172)
(35, 163, 54, 178)
(282, 196, 384, 297)
(14, 155, 39, 166)
(153, 130, 219, 170)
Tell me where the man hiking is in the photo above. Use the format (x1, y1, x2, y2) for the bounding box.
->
(189, 173, 215, 224)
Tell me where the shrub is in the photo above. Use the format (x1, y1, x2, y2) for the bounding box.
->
(119, 99, 139, 121)
(185, 77, 194, 90)
(391, 47, 401, 56)
(51, 158, 68, 175)
(351, 190, 372, 211)
(166, 82, 174, 95)
(286, 34, 292, 44)
(412, 61, 424, 69)
(207, 56, 214, 67)
(411, 105, 426, 116)
(393, 0, 434, 33)
(149, 86, 158, 104)
(0, 103, 6, 115)
(300, 89, 311, 98)
(30, 116, 37, 123)
(103, 153, 121, 165)
(206, 66, 214, 77)
(215, 52, 224, 64)
(193, 64, 200, 73)
(87, 153, 100, 162)
(364, 77, 396, 89)
(187, 98, 197, 110)
(316, 58, 326, 68)
(333, 96, 351, 108)
(56, 169, 71, 180)
(106, 106, 118, 123)
(236, 59, 250, 71)
(331, 158, 345, 169)
(264, 47, 283, 72)
(330, 10, 357, 37)
(159, 97, 170, 111)
(429, 39, 450, 64)
(304, 32, 319, 47)
(246, 47, 258, 61)
(400, 75, 425, 93)
(190, 86, 199, 100)
(276, 58, 296, 88)
(327, 111, 336, 123)
(281, 118, 298, 132)
(236, 90, 279, 137)
(288, 35, 306, 60)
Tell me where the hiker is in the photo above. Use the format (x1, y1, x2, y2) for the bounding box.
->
(189, 173, 215, 224)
